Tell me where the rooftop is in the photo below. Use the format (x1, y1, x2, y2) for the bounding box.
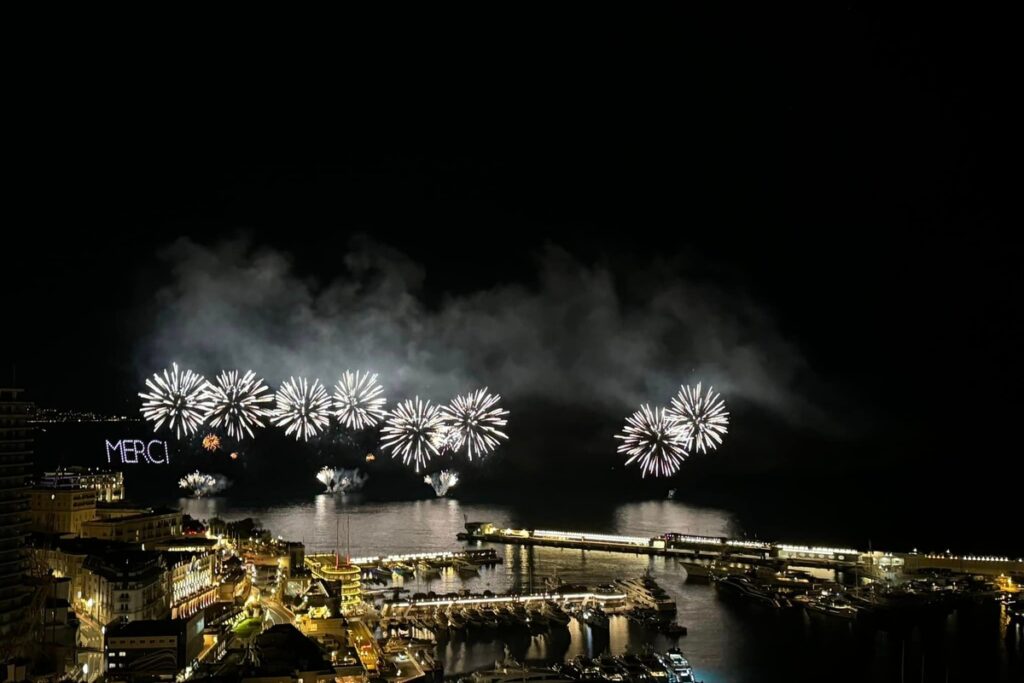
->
(106, 618, 186, 639)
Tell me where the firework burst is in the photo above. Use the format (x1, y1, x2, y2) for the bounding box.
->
(316, 466, 368, 493)
(424, 470, 459, 497)
(440, 388, 509, 460)
(178, 470, 218, 497)
(430, 423, 464, 454)
(332, 370, 387, 430)
(615, 404, 691, 478)
(272, 377, 332, 441)
(139, 363, 213, 438)
(380, 397, 444, 471)
(202, 434, 221, 452)
(667, 382, 729, 454)
(202, 370, 273, 439)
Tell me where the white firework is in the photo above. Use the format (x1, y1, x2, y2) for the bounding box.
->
(315, 466, 367, 493)
(424, 470, 459, 497)
(139, 363, 213, 438)
(667, 382, 729, 454)
(615, 404, 691, 478)
(440, 388, 509, 460)
(380, 397, 444, 471)
(202, 370, 273, 439)
(272, 377, 332, 441)
(332, 370, 387, 430)
(430, 423, 464, 454)
(178, 470, 217, 497)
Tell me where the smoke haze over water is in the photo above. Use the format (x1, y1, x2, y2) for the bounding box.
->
(141, 236, 815, 424)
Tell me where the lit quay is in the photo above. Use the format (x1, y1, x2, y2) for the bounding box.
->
(458, 523, 1024, 579)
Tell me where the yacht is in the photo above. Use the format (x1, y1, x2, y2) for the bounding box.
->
(615, 575, 678, 614)
(579, 606, 609, 629)
(801, 594, 859, 620)
(544, 600, 571, 626)
(714, 574, 788, 608)
(664, 649, 696, 683)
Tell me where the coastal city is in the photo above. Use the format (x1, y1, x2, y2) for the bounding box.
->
(6, 23, 1020, 680)
(3, 386, 1023, 683)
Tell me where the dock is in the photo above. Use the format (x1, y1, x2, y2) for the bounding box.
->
(458, 523, 1024, 579)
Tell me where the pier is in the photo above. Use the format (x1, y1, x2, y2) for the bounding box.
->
(458, 523, 1024, 579)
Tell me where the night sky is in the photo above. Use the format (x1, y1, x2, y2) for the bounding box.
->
(6, 16, 1018, 551)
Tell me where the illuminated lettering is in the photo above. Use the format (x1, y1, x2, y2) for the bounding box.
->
(103, 439, 170, 464)
(105, 440, 123, 463)
(146, 440, 169, 464)
(122, 440, 139, 463)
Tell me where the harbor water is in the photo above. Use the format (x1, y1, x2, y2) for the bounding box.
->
(179, 495, 1023, 683)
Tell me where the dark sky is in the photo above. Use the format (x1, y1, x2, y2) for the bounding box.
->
(6, 15, 1019, 548)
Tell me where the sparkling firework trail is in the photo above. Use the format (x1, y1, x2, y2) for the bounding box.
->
(202, 370, 273, 439)
(380, 397, 444, 471)
(178, 470, 218, 497)
(315, 466, 368, 493)
(202, 434, 221, 452)
(332, 370, 387, 430)
(440, 388, 509, 460)
(139, 363, 213, 438)
(615, 404, 691, 478)
(430, 423, 464, 454)
(272, 377, 332, 441)
(668, 382, 730, 454)
(424, 470, 459, 497)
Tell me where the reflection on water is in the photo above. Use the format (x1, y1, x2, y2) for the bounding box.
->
(179, 496, 1023, 683)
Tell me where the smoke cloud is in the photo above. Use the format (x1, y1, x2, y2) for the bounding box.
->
(141, 236, 812, 423)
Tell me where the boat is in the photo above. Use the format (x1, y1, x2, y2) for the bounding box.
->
(579, 606, 609, 629)
(663, 649, 696, 683)
(391, 562, 416, 578)
(597, 655, 626, 682)
(370, 566, 393, 582)
(637, 652, 672, 681)
(714, 574, 788, 608)
(495, 605, 517, 627)
(448, 609, 467, 630)
(469, 665, 572, 683)
(544, 600, 571, 626)
(464, 607, 485, 628)
(615, 575, 677, 614)
(418, 560, 441, 578)
(802, 595, 859, 620)
(479, 606, 501, 629)
(455, 558, 480, 578)
(679, 561, 716, 584)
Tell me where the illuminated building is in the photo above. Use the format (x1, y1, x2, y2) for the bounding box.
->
(29, 487, 97, 535)
(39, 468, 125, 502)
(80, 550, 168, 624)
(163, 551, 217, 619)
(103, 613, 204, 682)
(304, 554, 362, 612)
(0, 387, 33, 643)
(80, 508, 182, 544)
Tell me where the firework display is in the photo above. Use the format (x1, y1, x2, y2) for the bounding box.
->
(430, 423, 464, 454)
(424, 470, 459, 497)
(178, 470, 218, 497)
(315, 466, 368, 493)
(440, 388, 509, 460)
(202, 370, 273, 439)
(615, 404, 691, 478)
(139, 363, 213, 438)
(332, 370, 387, 430)
(202, 434, 221, 452)
(272, 377, 332, 441)
(668, 382, 730, 454)
(380, 397, 444, 471)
